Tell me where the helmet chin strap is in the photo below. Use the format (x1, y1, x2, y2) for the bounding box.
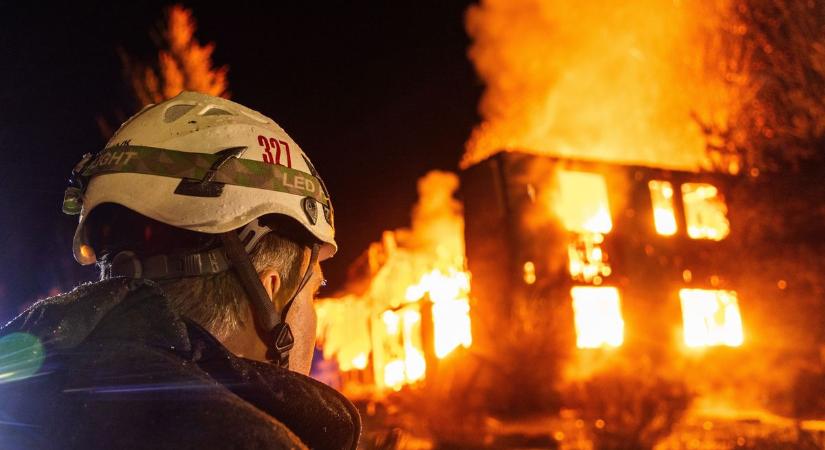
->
(219, 230, 320, 368)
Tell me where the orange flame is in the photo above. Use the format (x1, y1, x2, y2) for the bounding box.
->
(554, 171, 612, 234)
(681, 183, 730, 241)
(571, 286, 625, 348)
(680, 289, 744, 348)
(315, 172, 471, 393)
(462, 0, 735, 171)
(406, 269, 473, 359)
(649, 180, 678, 236)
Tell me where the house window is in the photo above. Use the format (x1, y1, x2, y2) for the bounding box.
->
(680, 289, 744, 348)
(555, 171, 612, 234)
(681, 183, 730, 240)
(648, 180, 678, 236)
(571, 286, 625, 348)
(556, 171, 613, 283)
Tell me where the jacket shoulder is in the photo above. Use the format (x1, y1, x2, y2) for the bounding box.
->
(0, 279, 310, 449)
(2, 337, 308, 450)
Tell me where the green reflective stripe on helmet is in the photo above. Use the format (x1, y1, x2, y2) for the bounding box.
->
(80, 145, 329, 205)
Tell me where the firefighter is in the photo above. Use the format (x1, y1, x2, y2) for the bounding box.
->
(0, 92, 360, 449)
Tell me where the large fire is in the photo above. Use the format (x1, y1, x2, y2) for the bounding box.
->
(462, 0, 736, 172)
(309, 2, 814, 444)
(311, 0, 825, 446)
(315, 172, 471, 393)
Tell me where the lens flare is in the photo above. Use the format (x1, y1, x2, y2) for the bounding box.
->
(0, 333, 46, 383)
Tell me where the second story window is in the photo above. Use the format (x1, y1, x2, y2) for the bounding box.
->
(648, 180, 678, 236)
(555, 170, 613, 283)
(681, 182, 730, 241)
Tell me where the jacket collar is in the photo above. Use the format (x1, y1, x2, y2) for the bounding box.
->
(184, 320, 361, 450)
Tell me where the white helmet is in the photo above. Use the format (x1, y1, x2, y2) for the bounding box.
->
(67, 91, 336, 265)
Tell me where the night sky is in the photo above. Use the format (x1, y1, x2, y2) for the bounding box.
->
(0, 1, 481, 319)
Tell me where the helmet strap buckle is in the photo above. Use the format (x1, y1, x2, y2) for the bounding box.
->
(267, 323, 294, 368)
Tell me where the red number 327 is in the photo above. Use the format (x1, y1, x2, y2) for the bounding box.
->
(258, 135, 292, 168)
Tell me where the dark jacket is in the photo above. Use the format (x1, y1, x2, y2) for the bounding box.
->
(0, 278, 360, 450)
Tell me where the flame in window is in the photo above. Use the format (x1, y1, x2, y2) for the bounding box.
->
(567, 233, 612, 283)
(556, 171, 613, 283)
(680, 289, 744, 348)
(681, 183, 730, 240)
(555, 171, 613, 234)
(648, 180, 678, 236)
(571, 286, 625, 348)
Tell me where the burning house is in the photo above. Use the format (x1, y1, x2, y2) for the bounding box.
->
(461, 151, 743, 357)
(315, 151, 744, 388)
(312, 0, 825, 446)
(312, 151, 825, 447)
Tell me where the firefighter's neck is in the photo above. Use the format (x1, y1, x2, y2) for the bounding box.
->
(221, 303, 269, 362)
(221, 268, 283, 363)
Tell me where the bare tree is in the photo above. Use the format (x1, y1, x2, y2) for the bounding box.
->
(698, 0, 825, 174)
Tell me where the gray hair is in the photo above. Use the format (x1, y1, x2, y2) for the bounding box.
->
(157, 232, 303, 339)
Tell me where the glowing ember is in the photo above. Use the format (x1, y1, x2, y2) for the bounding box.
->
(681, 183, 730, 241)
(571, 286, 625, 348)
(680, 289, 744, 348)
(649, 180, 678, 236)
(523, 261, 536, 285)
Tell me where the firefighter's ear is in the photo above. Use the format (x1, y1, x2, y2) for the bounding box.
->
(258, 269, 282, 303)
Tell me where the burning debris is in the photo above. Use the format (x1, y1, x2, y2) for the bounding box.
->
(315, 171, 471, 394)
